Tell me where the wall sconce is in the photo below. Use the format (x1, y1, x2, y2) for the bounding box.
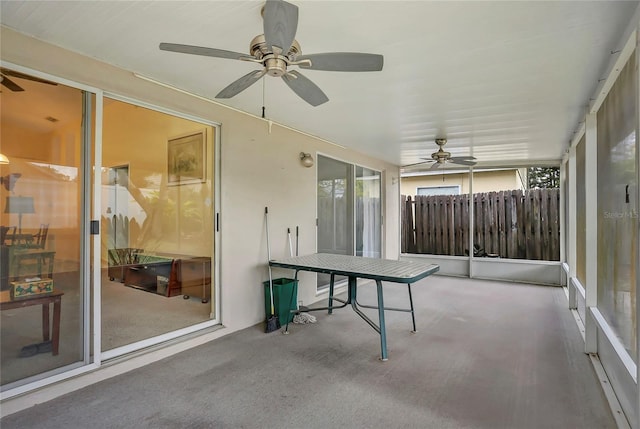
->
(300, 152, 314, 168)
(0, 153, 9, 165)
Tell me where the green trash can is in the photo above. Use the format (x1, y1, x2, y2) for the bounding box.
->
(263, 278, 297, 324)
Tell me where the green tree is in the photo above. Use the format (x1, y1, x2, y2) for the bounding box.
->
(528, 167, 560, 189)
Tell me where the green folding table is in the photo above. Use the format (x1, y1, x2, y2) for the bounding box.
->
(269, 253, 440, 361)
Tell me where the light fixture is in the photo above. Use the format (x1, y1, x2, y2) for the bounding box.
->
(0, 153, 9, 165)
(300, 152, 314, 168)
(4, 196, 35, 234)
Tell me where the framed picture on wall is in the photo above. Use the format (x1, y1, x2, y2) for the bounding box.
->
(167, 129, 206, 185)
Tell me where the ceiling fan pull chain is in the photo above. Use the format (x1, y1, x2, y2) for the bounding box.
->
(261, 76, 266, 118)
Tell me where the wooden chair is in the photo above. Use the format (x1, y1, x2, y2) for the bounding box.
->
(1, 226, 17, 246)
(32, 224, 49, 249)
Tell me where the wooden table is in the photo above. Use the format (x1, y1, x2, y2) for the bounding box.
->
(269, 253, 440, 360)
(0, 289, 63, 355)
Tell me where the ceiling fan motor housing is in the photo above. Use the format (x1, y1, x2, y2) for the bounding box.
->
(432, 149, 451, 161)
(250, 34, 301, 76)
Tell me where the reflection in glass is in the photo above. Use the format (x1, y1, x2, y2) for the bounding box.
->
(101, 99, 214, 352)
(1, 75, 85, 387)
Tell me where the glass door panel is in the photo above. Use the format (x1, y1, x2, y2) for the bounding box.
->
(356, 166, 381, 258)
(317, 155, 353, 289)
(1, 72, 86, 387)
(101, 98, 215, 352)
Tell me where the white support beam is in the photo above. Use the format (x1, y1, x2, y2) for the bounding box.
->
(567, 146, 578, 309)
(468, 167, 474, 278)
(559, 161, 566, 270)
(584, 112, 598, 354)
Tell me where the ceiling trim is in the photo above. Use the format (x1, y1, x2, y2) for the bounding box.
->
(589, 29, 637, 115)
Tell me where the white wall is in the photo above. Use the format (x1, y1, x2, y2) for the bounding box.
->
(0, 27, 400, 335)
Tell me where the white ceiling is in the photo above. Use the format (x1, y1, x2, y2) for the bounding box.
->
(1, 1, 638, 170)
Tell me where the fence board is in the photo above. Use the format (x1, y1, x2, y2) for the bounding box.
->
(533, 190, 542, 260)
(549, 189, 559, 260)
(401, 188, 560, 260)
(461, 195, 469, 256)
(498, 191, 506, 256)
(508, 191, 518, 258)
(483, 194, 491, 252)
(447, 196, 455, 255)
(541, 190, 549, 261)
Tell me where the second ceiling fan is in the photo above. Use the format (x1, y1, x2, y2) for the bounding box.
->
(403, 139, 477, 169)
(159, 0, 383, 106)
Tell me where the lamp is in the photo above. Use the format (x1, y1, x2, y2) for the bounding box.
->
(0, 154, 9, 165)
(4, 196, 35, 234)
(300, 152, 314, 168)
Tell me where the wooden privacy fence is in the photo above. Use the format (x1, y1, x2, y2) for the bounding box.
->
(401, 189, 560, 261)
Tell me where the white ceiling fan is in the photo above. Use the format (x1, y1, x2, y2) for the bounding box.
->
(403, 138, 477, 169)
(159, 0, 383, 106)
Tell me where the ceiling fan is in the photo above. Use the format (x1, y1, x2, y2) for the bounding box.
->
(403, 139, 477, 169)
(159, 0, 383, 106)
(1, 68, 57, 92)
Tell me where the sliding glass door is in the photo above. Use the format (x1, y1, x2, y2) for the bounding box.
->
(100, 98, 216, 354)
(1, 69, 88, 388)
(317, 155, 381, 290)
(356, 166, 382, 258)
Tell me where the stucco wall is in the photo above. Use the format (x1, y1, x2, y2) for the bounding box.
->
(401, 169, 526, 197)
(0, 27, 401, 333)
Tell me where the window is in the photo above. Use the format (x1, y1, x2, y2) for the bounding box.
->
(417, 185, 460, 196)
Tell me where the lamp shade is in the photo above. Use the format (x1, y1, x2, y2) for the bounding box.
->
(4, 196, 35, 214)
(0, 153, 9, 165)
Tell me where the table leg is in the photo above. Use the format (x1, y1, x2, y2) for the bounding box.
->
(376, 280, 388, 361)
(408, 283, 417, 333)
(348, 276, 357, 303)
(283, 270, 300, 334)
(328, 273, 335, 314)
(42, 303, 50, 342)
(52, 297, 61, 355)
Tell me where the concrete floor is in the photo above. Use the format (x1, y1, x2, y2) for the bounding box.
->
(0, 276, 616, 429)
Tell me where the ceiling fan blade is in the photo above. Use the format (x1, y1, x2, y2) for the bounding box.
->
(159, 43, 247, 60)
(297, 53, 384, 72)
(1, 75, 24, 92)
(216, 70, 266, 99)
(281, 71, 328, 107)
(1, 69, 57, 86)
(263, 0, 298, 55)
(449, 156, 476, 161)
(430, 162, 443, 170)
(401, 160, 433, 168)
(449, 158, 477, 166)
